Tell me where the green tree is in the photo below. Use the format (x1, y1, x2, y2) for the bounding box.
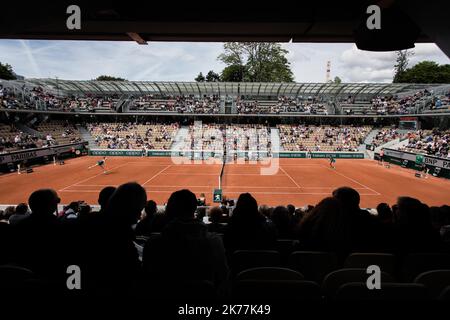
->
(218, 42, 294, 82)
(195, 72, 205, 82)
(0, 62, 16, 80)
(397, 61, 450, 83)
(333, 76, 342, 84)
(205, 70, 220, 82)
(220, 64, 246, 82)
(393, 50, 414, 83)
(95, 75, 126, 81)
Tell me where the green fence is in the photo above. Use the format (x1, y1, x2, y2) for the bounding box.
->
(89, 148, 364, 159)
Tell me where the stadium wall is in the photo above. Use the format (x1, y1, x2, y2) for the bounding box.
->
(0, 142, 88, 165)
(88, 148, 365, 159)
(378, 148, 450, 179)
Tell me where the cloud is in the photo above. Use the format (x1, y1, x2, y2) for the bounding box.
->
(0, 40, 225, 81)
(337, 43, 449, 83)
(0, 40, 448, 83)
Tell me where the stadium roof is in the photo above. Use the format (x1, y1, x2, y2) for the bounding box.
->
(0, 1, 449, 56)
(25, 79, 438, 98)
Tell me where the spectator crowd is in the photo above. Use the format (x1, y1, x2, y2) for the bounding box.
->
(0, 183, 449, 300)
(278, 125, 370, 152)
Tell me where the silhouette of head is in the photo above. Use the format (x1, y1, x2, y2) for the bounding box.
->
(286, 204, 296, 216)
(28, 189, 60, 217)
(15, 203, 28, 215)
(98, 186, 117, 209)
(396, 196, 431, 228)
(332, 187, 360, 210)
(271, 206, 290, 228)
(233, 193, 261, 224)
(209, 206, 223, 224)
(165, 189, 197, 220)
(145, 200, 157, 218)
(376, 203, 393, 223)
(106, 182, 147, 226)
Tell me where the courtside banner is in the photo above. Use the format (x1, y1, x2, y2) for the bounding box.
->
(384, 149, 450, 169)
(0, 142, 87, 164)
(382, 148, 450, 179)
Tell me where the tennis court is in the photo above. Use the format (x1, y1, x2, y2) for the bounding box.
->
(1, 156, 450, 208)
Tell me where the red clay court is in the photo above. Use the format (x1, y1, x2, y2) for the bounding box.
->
(1, 156, 449, 208)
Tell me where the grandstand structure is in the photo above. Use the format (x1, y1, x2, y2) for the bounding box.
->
(2, 79, 450, 117)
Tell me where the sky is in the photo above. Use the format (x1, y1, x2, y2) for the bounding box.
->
(0, 40, 449, 83)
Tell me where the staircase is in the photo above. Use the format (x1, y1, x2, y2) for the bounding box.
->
(78, 126, 97, 147)
(15, 123, 42, 136)
(171, 126, 189, 150)
(271, 127, 282, 151)
(364, 128, 380, 146)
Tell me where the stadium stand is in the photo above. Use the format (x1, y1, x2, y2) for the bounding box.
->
(399, 129, 449, 158)
(278, 125, 371, 152)
(88, 122, 179, 150)
(2, 80, 449, 115)
(129, 95, 221, 114)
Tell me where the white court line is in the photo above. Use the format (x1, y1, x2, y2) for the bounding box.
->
(58, 162, 130, 192)
(75, 184, 370, 189)
(59, 189, 379, 196)
(156, 173, 287, 176)
(142, 165, 172, 186)
(321, 165, 381, 196)
(279, 166, 302, 189)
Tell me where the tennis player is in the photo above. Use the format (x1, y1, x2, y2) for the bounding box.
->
(88, 157, 108, 174)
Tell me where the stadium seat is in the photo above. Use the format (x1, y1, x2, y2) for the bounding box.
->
(275, 239, 296, 264)
(438, 286, 450, 301)
(233, 280, 321, 300)
(335, 282, 428, 300)
(236, 267, 304, 281)
(344, 253, 396, 276)
(0, 264, 35, 285)
(401, 253, 450, 282)
(148, 280, 218, 301)
(322, 268, 395, 298)
(414, 270, 450, 299)
(288, 251, 338, 282)
(0, 264, 46, 295)
(135, 236, 149, 246)
(232, 250, 281, 276)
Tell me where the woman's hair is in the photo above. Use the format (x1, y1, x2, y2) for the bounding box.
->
(298, 197, 350, 250)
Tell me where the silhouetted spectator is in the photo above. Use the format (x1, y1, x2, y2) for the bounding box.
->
(259, 205, 273, 221)
(2, 206, 15, 222)
(332, 186, 381, 251)
(143, 189, 228, 296)
(60, 201, 79, 222)
(135, 200, 157, 237)
(12, 189, 63, 285)
(208, 206, 226, 234)
(271, 206, 294, 239)
(82, 182, 146, 296)
(298, 197, 350, 253)
(97, 186, 116, 214)
(224, 193, 276, 252)
(377, 203, 393, 225)
(393, 197, 442, 253)
(9, 203, 29, 225)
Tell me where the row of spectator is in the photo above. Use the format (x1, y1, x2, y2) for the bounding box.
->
(0, 183, 448, 298)
(400, 129, 450, 159)
(88, 122, 179, 150)
(278, 125, 371, 152)
(0, 121, 81, 153)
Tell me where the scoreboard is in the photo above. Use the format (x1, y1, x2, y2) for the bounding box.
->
(399, 117, 419, 130)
